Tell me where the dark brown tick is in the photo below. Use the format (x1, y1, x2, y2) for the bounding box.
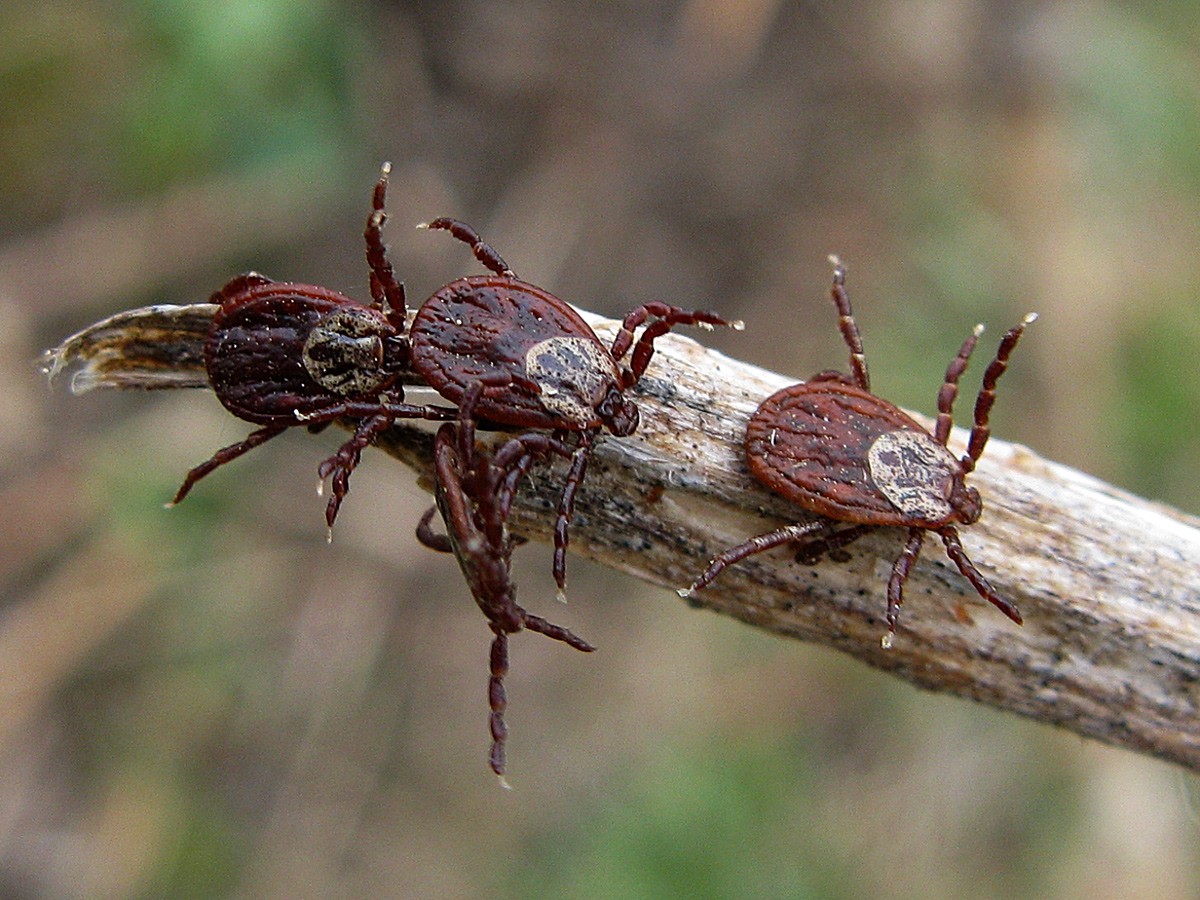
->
(683, 257, 1035, 646)
(417, 382, 593, 784)
(170, 163, 455, 533)
(411, 217, 743, 599)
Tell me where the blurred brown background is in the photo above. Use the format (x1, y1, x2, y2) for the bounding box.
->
(4, 1, 1199, 897)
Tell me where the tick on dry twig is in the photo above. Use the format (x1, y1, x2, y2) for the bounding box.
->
(410, 215, 743, 599)
(683, 257, 1035, 646)
(170, 163, 455, 534)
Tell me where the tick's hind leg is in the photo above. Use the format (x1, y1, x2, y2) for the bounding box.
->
(939, 526, 1022, 624)
(681, 520, 828, 597)
(170, 423, 288, 507)
(486, 627, 511, 784)
(420, 218, 514, 278)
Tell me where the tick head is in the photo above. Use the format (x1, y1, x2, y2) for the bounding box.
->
(949, 482, 983, 525)
(302, 307, 393, 396)
(597, 386, 639, 436)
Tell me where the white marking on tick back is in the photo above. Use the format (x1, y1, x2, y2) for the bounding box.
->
(525, 336, 617, 425)
(866, 430, 958, 521)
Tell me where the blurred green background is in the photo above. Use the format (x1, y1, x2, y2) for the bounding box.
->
(4, 1, 1200, 897)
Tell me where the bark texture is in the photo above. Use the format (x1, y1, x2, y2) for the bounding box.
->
(46, 304, 1200, 773)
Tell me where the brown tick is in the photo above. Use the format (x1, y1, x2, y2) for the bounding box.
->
(171, 164, 455, 531)
(417, 382, 594, 783)
(683, 257, 1035, 644)
(410, 217, 743, 598)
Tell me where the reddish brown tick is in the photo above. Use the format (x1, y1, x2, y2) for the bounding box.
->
(683, 257, 1035, 644)
(171, 164, 455, 531)
(410, 218, 743, 598)
(417, 382, 593, 783)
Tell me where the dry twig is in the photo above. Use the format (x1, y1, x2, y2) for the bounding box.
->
(45, 304, 1200, 774)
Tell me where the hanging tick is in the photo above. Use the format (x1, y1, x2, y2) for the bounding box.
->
(683, 257, 1035, 644)
(416, 382, 594, 784)
(170, 163, 455, 532)
(410, 218, 743, 598)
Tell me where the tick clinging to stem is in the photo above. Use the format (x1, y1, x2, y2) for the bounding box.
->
(410, 216, 743, 599)
(169, 164, 456, 533)
(683, 257, 1036, 645)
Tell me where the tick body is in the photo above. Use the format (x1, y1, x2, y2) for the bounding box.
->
(414, 216, 742, 596)
(685, 258, 1035, 640)
(411, 276, 629, 433)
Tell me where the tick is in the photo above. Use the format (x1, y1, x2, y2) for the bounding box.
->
(416, 382, 594, 783)
(171, 164, 454, 531)
(410, 218, 743, 598)
(683, 257, 1035, 643)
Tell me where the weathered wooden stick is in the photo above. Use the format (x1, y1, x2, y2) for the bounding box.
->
(45, 304, 1200, 773)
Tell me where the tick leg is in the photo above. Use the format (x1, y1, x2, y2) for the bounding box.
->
(939, 526, 1023, 624)
(682, 521, 828, 596)
(316, 412, 397, 531)
(550, 437, 591, 600)
(486, 627, 511, 783)
(933, 324, 982, 446)
(825, 257, 870, 391)
(415, 505, 453, 553)
(421, 218, 514, 278)
(886, 528, 926, 634)
(961, 313, 1037, 473)
(365, 162, 407, 328)
(610, 302, 742, 382)
(522, 611, 596, 653)
(170, 423, 288, 506)
(485, 428, 582, 594)
(791, 524, 874, 564)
